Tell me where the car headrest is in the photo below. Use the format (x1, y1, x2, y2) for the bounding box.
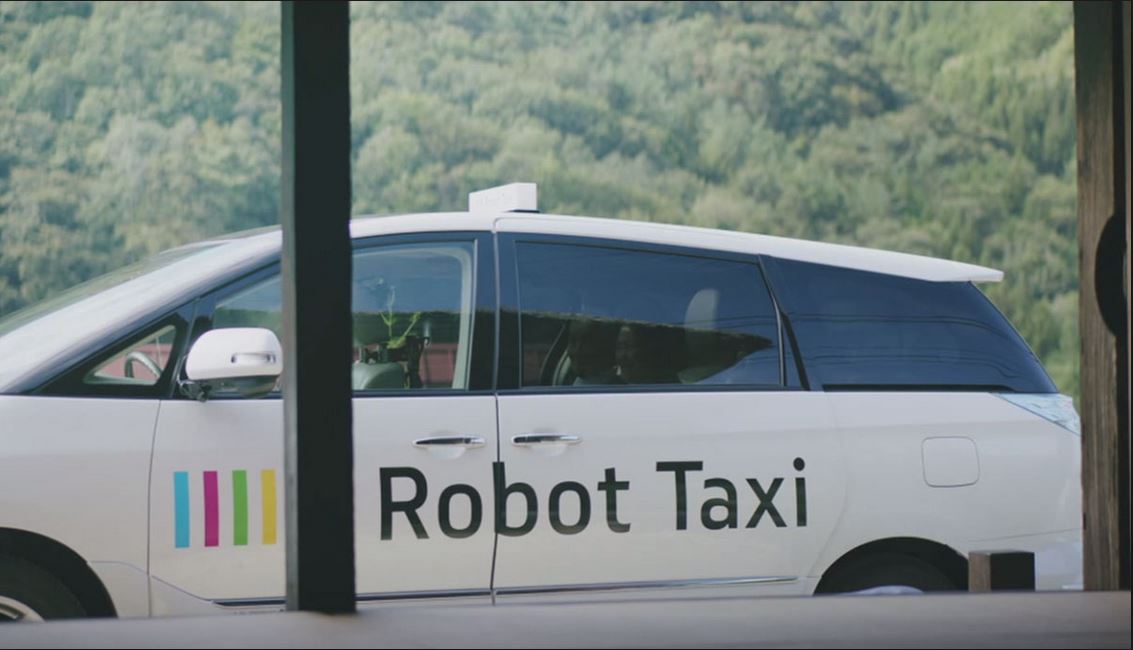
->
(685, 288, 719, 331)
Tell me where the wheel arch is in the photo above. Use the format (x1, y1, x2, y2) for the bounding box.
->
(815, 536, 968, 594)
(0, 527, 117, 617)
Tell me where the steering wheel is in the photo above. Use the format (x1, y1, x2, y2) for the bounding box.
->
(124, 350, 163, 380)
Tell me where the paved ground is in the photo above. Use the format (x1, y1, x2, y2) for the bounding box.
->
(0, 591, 1128, 648)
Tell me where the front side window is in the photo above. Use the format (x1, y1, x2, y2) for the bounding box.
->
(516, 242, 781, 389)
(350, 243, 475, 390)
(209, 241, 477, 393)
(84, 325, 178, 387)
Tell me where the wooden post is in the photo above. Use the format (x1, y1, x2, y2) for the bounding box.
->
(1125, 0, 1132, 598)
(1124, 0, 1132, 593)
(1074, 0, 1131, 591)
(969, 551, 1036, 592)
(280, 1, 356, 612)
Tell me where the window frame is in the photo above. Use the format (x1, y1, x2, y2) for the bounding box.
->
(497, 232, 798, 395)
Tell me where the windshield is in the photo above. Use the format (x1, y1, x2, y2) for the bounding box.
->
(0, 245, 217, 338)
(0, 232, 280, 392)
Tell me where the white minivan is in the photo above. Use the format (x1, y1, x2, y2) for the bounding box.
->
(0, 185, 1082, 620)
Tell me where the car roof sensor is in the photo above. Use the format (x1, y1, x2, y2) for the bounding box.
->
(468, 182, 538, 214)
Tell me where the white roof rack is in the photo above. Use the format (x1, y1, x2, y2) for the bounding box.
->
(468, 183, 538, 213)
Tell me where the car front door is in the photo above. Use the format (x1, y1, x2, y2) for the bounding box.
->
(492, 235, 844, 601)
(147, 233, 498, 614)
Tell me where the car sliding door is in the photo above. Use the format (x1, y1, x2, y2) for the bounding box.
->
(493, 234, 843, 602)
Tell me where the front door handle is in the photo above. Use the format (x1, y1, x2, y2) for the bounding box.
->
(413, 436, 486, 449)
(511, 433, 581, 446)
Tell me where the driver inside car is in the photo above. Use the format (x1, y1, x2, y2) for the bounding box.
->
(566, 318, 624, 386)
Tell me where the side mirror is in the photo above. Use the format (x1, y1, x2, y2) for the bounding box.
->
(183, 328, 282, 400)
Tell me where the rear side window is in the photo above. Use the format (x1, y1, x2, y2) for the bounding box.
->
(515, 242, 781, 389)
(765, 258, 1056, 393)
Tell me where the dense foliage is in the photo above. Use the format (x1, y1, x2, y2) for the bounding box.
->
(0, 1, 1079, 396)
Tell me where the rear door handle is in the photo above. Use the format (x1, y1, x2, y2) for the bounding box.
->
(511, 433, 581, 446)
(413, 436, 486, 449)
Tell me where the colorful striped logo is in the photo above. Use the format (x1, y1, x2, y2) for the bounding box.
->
(174, 470, 278, 549)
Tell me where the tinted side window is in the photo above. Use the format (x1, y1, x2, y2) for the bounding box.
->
(765, 258, 1056, 393)
(516, 242, 781, 389)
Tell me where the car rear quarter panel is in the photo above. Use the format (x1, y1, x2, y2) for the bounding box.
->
(811, 392, 1081, 580)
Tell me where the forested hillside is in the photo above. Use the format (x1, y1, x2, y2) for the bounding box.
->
(0, 1, 1079, 395)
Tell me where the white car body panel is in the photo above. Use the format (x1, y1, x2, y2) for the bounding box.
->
(148, 396, 497, 603)
(88, 562, 150, 618)
(494, 392, 842, 597)
(148, 400, 285, 601)
(0, 396, 156, 615)
(353, 396, 497, 598)
(813, 392, 1082, 589)
(0, 396, 155, 569)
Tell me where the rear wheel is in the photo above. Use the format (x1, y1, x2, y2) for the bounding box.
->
(817, 552, 961, 594)
(0, 556, 86, 621)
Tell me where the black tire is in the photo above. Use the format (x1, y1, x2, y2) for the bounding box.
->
(817, 552, 961, 594)
(0, 555, 86, 621)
